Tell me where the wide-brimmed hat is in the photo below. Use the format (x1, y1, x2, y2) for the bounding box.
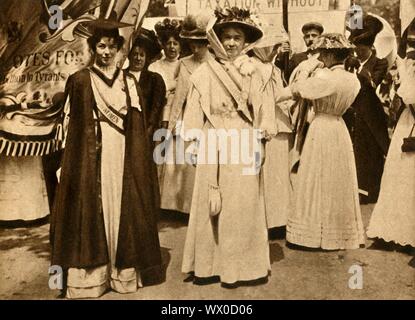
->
(180, 14, 210, 40)
(131, 28, 162, 60)
(81, 10, 133, 36)
(309, 33, 355, 51)
(349, 14, 383, 47)
(302, 22, 324, 35)
(154, 18, 182, 43)
(213, 7, 263, 43)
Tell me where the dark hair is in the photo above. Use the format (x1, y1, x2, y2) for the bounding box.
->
(130, 41, 161, 67)
(318, 48, 356, 72)
(187, 38, 209, 46)
(87, 28, 125, 52)
(159, 33, 181, 46)
(216, 25, 245, 41)
(319, 48, 351, 61)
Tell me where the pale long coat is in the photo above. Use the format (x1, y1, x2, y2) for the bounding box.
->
(181, 56, 275, 284)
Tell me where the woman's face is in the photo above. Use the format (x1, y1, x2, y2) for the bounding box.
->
(164, 36, 181, 60)
(94, 36, 118, 67)
(220, 27, 246, 60)
(129, 45, 147, 72)
(189, 41, 208, 60)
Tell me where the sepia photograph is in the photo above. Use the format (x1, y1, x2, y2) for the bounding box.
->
(0, 0, 414, 307)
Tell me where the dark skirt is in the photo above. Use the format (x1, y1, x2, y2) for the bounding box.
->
(343, 109, 386, 204)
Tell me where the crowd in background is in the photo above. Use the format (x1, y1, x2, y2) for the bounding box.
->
(0, 6, 414, 298)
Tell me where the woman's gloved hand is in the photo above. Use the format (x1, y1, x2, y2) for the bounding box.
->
(208, 184, 222, 217)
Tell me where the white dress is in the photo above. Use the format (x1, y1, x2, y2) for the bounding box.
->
(65, 66, 142, 299)
(158, 55, 205, 213)
(367, 59, 415, 247)
(256, 59, 293, 228)
(149, 58, 181, 191)
(287, 65, 365, 250)
(148, 57, 180, 122)
(0, 156, 49, 221)
(181, 56, 274, 284)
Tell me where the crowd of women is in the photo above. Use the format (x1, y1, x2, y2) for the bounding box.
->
(0, 6, 414, 298)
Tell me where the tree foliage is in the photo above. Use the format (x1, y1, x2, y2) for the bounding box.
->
(147, 0, 169, 17)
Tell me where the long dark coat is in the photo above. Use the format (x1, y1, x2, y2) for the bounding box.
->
(50, 68, 164, 286)
(137, 69, 166, 140)
(343, 53, 390, 203)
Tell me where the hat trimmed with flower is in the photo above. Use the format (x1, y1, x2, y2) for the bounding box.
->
(309, 33, 355, 51)
(213, 7, 263, 43)
(180, 14, 211, 40)
(154, 18, 182, 44)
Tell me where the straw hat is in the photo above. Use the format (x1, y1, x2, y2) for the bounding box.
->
(309, 33, 355, 51)
(213, 7, 263, 43)
(180, 14, 210, 40)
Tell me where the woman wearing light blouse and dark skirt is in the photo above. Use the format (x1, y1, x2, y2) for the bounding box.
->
(125, 28, 167, 145)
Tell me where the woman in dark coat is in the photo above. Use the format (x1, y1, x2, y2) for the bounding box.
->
(50, 20, 164, 299)
(124, 28, 166, 143)
(344, 15, 390, 204)
(123, 27, 167, 214)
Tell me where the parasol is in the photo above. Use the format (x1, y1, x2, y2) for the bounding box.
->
(369, 12, 398, 69)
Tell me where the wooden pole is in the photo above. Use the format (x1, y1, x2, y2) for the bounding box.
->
(282, 0, 290, 84)
(105, 0, 116, 18)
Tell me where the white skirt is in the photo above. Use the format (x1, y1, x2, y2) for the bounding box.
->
(263, 133, 292, 228)
(0, 156, 49, 221)
(159, 135, 195, 214)
(182, 123, 270, 284)
(287, 114, 365, 250)
(367, 108, 415, 247)
(66, 123, 142, 299)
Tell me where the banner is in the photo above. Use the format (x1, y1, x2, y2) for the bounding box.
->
(187, 0, 330, 14)
(400, 0, 415, 35)
(0, 0, 149, 157)
(170, 0, 349, 52)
